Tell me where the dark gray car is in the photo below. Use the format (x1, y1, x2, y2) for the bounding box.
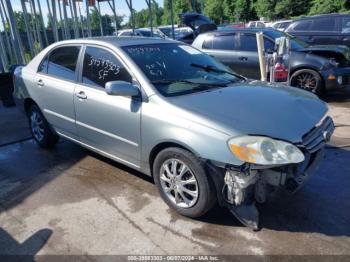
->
(193, 28, 350, 95)
(285, 13, 350, 47)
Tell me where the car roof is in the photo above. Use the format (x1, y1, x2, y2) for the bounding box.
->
(298, 13, 349, 20)
(52, 36, 178, 47)
(203, 28, 280, 35)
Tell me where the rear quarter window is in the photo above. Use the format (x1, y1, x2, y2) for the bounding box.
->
(292, 20, 312, 31)
(310, 17, 336, 31)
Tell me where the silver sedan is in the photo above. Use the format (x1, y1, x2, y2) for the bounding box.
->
(13, 38, 334, 229)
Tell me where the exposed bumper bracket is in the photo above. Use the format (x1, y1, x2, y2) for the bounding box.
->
(228, 203, 259, 231)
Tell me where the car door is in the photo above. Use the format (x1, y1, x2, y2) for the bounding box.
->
(201, 33, 241, 73)
(235, 32, 261, 79)
(35, 45, 81, 139)
(74, 45, 141, 167)
(307, 17, 340, 45)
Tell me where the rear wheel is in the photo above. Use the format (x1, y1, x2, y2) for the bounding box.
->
(290, 69, 324, 95)
(28, 105, 59, 148)
(153, 147, 216, 218)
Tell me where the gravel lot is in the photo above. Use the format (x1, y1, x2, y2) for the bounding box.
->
(0, 92, 349, 259)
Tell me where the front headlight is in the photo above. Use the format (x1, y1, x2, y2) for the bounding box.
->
(228, 136, 304, 165)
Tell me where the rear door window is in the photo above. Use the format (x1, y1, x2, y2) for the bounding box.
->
(47, 46, 81, 81)
(310, 17, 336, 31)
(82, 46, 132, 88)
(212, 34, 236, 50)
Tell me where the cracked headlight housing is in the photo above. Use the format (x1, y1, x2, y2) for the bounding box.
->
(228, 136, 305, 165)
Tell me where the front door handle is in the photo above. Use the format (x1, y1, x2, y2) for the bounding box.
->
(76, 91, 87, 99)
(37, 79, 44, 87)
(239, 56, 248, 61)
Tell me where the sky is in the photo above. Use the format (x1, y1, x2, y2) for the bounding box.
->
(1, 0, 164, 29)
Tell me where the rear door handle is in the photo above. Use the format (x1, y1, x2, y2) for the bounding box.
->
(37, 79, 44, 87)
(239, 56, 248, 61)
(76, 91, 87, 99)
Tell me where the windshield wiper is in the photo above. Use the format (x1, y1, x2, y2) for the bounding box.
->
(190, 63, 246, 81)
(151, 79, 227, 87)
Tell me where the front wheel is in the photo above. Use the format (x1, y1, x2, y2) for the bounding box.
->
(28, 105, 59, 148)
(153, 147, 216, 218)
(290, 69, 324, 95)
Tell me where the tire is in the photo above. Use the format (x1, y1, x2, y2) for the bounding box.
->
(28, 104, 59, 148)
(290, 69, 324, 96)
(153, 147, 216, 218)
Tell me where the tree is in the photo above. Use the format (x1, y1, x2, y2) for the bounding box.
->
(224, 0, 235, 21)
(204, 0, 225, 24)
(309, 0, 350, 15)
(254, 0, 277, 20)
(234, 0, 256, 22)
(274, 0, 311, 19)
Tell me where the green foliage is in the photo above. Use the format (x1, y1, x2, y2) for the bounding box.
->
(274, 0, 311, 18)
(204, 0, 225, 24)
(254, 0, 277, 20)
(309, 0, 350, 15)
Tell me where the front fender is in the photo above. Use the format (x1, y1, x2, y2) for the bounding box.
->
(140, 97, 244, 173)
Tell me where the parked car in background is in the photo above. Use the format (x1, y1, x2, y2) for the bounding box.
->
(116, 28, 166, 39)
(224, 23, 246, 29)
(285, 14, 350, 47)
(246, 20, 268, 28)
(158, 25, 178, 37)
(270, 20, 293, 31)
(13, 37, 333, 229)
(193, 28, 350, 95)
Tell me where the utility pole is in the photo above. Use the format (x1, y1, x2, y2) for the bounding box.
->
(77, 2, 84, 37)
(0, 1, 14, 63)
(21, 0, 35, 57)
(57, 0, 65, 39)
(145, 0, 153, 36)
(47, 0, 59, 42)
(107, 0, 118, 35)
(4, 0, 25, 64)
(125, 0, 134, 32)
(0, 27, 9, 71)
(36, 0, 49, 46)
(69, 0, 79, 38)
(62, 0, 71, 39)
(170, 0, 175, 39)
(30, 0, 44, 49)
(85, 0, 92, 37)
(95, 1, 103, 36)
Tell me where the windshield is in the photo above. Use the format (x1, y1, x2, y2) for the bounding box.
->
(266, 30, 308, 49)
(122, 43, 241, 97)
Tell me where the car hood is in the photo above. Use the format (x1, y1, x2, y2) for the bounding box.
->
(168, 81, 327, 143)
(179, 13, 217, 34)
(298, 45, 350, 61)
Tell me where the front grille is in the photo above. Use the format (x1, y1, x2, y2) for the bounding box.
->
(300, 116, 335, 153)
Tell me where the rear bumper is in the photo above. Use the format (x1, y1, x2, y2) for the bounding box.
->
(321, 67, 350, 90)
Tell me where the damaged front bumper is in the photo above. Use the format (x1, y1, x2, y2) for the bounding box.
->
(208, 117, 334, 230)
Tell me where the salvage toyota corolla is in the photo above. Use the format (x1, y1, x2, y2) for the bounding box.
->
(13, 38, 334, 229)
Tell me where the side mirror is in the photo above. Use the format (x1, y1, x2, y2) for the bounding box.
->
(105, 81, 140, 97)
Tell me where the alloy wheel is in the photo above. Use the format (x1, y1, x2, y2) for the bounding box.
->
(30, 111, 45, 142)
(159, 159, 199, 208)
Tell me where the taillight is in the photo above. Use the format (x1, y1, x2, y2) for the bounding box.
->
(273, 62, 288, 81)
